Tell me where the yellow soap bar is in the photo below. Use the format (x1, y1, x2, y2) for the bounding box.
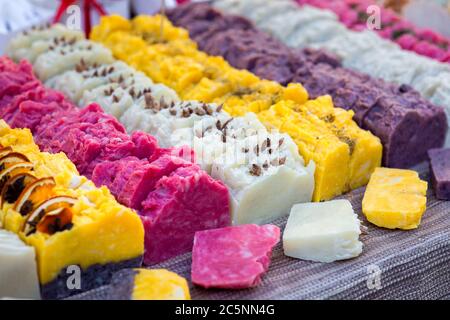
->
(0, 121, 144, 286)
(259, 101, 350, 201)
(297, 96, 382, 190)
(362, 168, 428, 230)
(132, 269, 190, 300)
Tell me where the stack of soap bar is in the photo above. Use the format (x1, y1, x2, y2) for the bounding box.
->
(166, 2, 447, 168)
(213, 0, 450, 149)
(0, 121, 145, 299)
(362, 168, 428, 230)
(5, 25, 315, 225)
(0, 229, 41, 299)
(90, 15, 382, 201)
(428, 148, 450, 200)
(107, 269, 190, 300)
(283, 200, 363, 263)
(0, 57, 230, 267)
(191, 224, 280, 289)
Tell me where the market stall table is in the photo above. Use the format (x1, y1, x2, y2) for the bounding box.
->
(69, 163, 450, 300)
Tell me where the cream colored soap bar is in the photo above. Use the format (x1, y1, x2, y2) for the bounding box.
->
(283, 200, 363, 263)
(362, 168, 428, 230)
(0, 230, 41, 299)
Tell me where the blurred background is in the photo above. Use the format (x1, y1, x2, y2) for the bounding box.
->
(1, 0, 450, 53)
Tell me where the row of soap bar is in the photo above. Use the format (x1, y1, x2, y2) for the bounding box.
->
(214, 0, 450, 146)
(91, 14, 383, 201)
(0, 228, 190, 300)
(0, 121, 144, 299)
(5, 24, 316, 226)
(0, 56, 230, 269)
(297, 0, 450, 63)
(166, 2, 448, 169)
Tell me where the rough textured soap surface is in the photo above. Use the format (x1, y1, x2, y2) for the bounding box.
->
(283, 200, 363, 263)
(362, 168, 428, 230)
(428, 148, 450, 200)
(0, 230, 41, 299)
(191, 224, 280, 289)
(90, 14, 384, 201)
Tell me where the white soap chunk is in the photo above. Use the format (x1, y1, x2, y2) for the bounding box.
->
(212, 132, 315, 225)
(0, 230, 40, 299)
(46, 61, 137, 103)
(283, 200, 363, 263)
(6, 23, 84, 63)
(33, 40, 114, 81)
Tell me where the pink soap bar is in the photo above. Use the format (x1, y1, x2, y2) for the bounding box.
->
(191, 224, 280, 289)
(141, 165, 230, 265)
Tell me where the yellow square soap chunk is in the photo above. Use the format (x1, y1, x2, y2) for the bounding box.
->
(362, 168, 428, 230)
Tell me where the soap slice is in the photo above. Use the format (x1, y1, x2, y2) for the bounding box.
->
(108, 269, 190, 300)
(0, 230, 41, 299)
(211, 132, 315, 225)
(362, 168, 428, 230)
(428, 148, 450, 200)
(283, 200, 363, 263)
(191, 224, 280, 289)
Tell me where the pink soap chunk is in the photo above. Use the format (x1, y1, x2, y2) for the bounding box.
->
(141, 165, 230, 265)
(0, 58, 39, 101)
(191, 224, 280, 289)
(92, 153, 192, 209)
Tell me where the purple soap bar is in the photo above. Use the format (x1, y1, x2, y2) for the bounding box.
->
(428, 148, 450, 200)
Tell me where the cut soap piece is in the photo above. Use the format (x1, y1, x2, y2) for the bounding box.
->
(211, 132, 315, 225)
(283, 200, 363, 263)
(0, 229, 41, 299)
(191, 224, 280, 289)
(362, 168, 428, 230)
(107, 269, 190, 300)
(428, 148, 450, 200)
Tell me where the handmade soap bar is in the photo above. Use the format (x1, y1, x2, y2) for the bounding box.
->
(362, 168, 428, 230)
(283, 200, 363, 263)
(33, 40, 115, 81)
(211, 132, 315, 225)
(108, 269, 190, 300)
(0, 229, 41, 299)
(0, 121, 145, 300)
(191, 224, 280, 289)
(258, 101, 351, 201)
(428, 148, 450, 200)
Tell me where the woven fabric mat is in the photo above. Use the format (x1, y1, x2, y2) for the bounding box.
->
(70, 164, 450, 300)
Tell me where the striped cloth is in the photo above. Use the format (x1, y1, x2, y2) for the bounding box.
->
(70, 163, 450, 300)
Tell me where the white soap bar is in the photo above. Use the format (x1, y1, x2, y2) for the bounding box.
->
(212, 132, 315, 225)
(283, 200, 363, 263)
(0, 230, 41, 299)
(33, 40, 114, 81)
(6, 23, 84, 63)
(46, 61, 137, 103)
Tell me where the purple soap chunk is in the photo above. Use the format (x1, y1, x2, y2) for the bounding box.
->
(428, 148, 450, 200)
